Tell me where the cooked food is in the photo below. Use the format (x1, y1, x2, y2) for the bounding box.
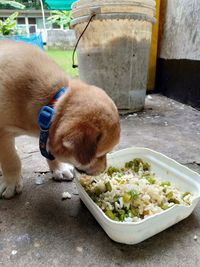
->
(79, 158, 192, 222)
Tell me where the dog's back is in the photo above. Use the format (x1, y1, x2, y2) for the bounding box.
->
(0, 41, 68, 131)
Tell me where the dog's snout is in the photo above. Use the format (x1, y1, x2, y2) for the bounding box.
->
(75, 167, 87, 174)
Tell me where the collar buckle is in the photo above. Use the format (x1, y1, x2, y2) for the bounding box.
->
(37, 106, 54, 130)
(37, 87, 67, 161)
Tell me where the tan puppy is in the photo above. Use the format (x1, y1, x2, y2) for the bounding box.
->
(0, 41, 120, 199)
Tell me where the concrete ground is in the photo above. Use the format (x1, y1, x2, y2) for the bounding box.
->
(0, 94, 200, 267)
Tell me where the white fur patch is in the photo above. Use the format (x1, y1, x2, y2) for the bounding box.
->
(52, 163, 74, 181)
(0, 177, 23, 199)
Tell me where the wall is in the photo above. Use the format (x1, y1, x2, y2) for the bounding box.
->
(159, 0, 200, 60)
(47, 29, 76, 50)
(156, 0, 200, 109)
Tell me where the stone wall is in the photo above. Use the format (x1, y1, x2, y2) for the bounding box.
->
(159, 0, 200, 60)
(47, 29, 76, 50)
(156, 0, 200, 110)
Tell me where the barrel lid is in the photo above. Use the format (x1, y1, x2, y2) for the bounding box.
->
(72, 0, 156, 9)
(71, 0, 156, 20)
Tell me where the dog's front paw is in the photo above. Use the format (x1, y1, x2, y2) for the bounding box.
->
(52, 163, 74, 182)
(0, 177, 23, 199)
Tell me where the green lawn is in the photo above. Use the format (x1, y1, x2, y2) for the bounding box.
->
(46, 49, 79, 77)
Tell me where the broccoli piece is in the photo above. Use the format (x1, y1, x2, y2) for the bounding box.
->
(129, 189, 140, 199)
(125, 161, 134, 168)
(145, 176, 155, 184)
(133, 158, 142, 172)
(105, 210, 115, 220)
(166, 192, 173, 199)
(131, 207, 139, 217)
(105, 181, 112, 192)
(142, 162, 150, 171)
(117, 209, 126, 221)
(160, 203, 170, 210)
(106, 166, 120, 176)
(168, 198, 180, 204)
(161, 181, 171, 186)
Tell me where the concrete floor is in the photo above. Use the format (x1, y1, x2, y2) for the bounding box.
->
(0, 95, 200, 267)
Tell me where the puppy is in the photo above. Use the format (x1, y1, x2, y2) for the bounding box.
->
(0, 41, 120, 199)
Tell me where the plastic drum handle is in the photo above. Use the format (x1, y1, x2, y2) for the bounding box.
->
(90, 6, 101, 15)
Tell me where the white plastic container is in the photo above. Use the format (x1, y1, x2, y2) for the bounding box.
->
(71, 0, 156, 112)
(75, 147, 200, 245)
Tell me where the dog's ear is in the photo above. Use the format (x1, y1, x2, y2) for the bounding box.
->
(63, 124, 101, 165)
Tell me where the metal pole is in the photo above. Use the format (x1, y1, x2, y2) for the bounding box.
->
(39, 0, 47, 41)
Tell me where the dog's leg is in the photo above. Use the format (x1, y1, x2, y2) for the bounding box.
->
(0, 134, 23, 199)
(47, 159, 74, 181)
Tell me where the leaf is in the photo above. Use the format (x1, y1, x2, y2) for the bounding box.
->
(0, 11, 18, 35)
(0, 0, 25, 9)
(8, 11, 19, 20)
(47, 10, 72, 28)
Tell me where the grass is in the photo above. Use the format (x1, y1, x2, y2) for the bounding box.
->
(46, 49, 79, 77)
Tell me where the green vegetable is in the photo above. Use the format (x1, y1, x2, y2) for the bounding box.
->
(131, 207, 139, 217)
(127, 210, 133, 218)
(166, 192, 173, 199)
(117, 173, 123, 178)
(94, 187, 102, 196)
(166, 192, 181, 204)
(106, 166, 120, 176)
(105, 181, 112, 192)
(125, 161, 134, 168)
(113, 195, 119, 202)
(129, 189, 140, 199)
(118, 180, 126, 185)
(143, 162, 150, 171)
(168, 198, 180, 204)
(133, 158, 142, 172)
(105, 210, 115, 220)
(145, 176, 155, 184)
(163, 188, 167, 193)
(182, 192, 190, 198)
(132, 158, 150, 172)
(117, 209, 126, 221)
(160, 203, 170, 210)
(123, 193, 131, 203)
(161, 181, 171, 186)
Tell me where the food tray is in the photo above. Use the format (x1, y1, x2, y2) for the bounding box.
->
(75, 147, 200, 244)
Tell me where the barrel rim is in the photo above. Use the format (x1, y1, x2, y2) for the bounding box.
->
(72, 0, 156, 10)
(71, 13, 156, 27)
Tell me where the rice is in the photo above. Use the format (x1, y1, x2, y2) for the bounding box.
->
(79, 158, 192, 222)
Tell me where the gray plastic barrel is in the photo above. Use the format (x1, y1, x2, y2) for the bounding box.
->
(71, 0, 156, 112)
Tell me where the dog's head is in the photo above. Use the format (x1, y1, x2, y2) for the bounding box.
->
(49, 80, 120, 175)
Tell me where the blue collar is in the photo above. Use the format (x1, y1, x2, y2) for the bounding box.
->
(37, 87, 67, 160)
